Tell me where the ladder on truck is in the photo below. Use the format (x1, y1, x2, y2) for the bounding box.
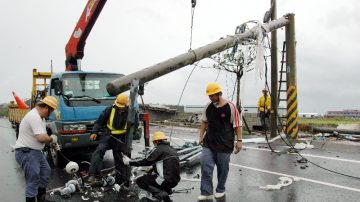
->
(277, 41, 287, 132)
(31, 68, 52, 108)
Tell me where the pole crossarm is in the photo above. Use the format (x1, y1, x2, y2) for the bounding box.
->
(107, 16, 290, 96)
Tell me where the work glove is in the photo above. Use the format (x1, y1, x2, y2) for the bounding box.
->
(122, 153, 131, 166)
(50, 134, 58, 143)
(51, 143, 61, 151)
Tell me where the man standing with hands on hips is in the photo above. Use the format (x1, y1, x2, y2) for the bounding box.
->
(198, 83, 242, 201)
(14, 96, 60, 202)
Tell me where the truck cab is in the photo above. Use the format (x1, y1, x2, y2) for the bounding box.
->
(47, 71, 123, 166)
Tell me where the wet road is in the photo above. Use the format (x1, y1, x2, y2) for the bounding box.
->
(1, 118, 360, 202)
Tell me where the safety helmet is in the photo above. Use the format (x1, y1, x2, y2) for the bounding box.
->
(152, 131, 168, 142)
(262, 87, 269, 92)
(115, 93, 129, 108)
(206, 82, 222, 96)
(40, 96, 58, 110)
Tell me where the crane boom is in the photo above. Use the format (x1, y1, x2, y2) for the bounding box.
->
(65, 0, 107, 71)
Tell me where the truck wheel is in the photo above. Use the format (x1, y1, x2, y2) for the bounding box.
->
(133, 127, 143, 140)
(50, 147, 65, 167)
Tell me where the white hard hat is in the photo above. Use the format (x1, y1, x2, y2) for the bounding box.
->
(65, 161, 79, 174)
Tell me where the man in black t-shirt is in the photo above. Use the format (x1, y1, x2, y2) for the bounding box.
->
(198, 82, 242, 201)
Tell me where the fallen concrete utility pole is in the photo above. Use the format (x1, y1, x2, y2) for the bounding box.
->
(312, 127, 360, 135)
(107, 16, 290, 95)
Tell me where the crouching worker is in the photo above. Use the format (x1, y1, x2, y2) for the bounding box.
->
(14, 96, 60, 202)
(88, 93, 131, 187)
(122, 131, 180, 202)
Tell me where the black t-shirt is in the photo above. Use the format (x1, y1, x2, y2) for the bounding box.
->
(203, 103, 235, 153)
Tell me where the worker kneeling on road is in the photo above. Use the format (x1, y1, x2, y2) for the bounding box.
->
(123, 131, 180, 202)
(14, 96, 60, 202)
(88, 93, 131, 187)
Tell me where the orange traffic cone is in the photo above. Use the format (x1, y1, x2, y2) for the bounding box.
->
(12, 91, 29, 109)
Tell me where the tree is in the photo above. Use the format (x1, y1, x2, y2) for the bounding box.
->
(204, 21, 268, 111)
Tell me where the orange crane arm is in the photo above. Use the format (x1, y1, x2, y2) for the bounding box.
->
(65, 0, 107, 71)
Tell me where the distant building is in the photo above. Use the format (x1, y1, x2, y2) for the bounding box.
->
(326, 110, 360, 118)
(184, 105, 204, 113)
(184, 105, 287, 115)
(299, 112, 320, 118)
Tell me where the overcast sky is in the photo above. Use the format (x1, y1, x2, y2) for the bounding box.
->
(1, 0, 359, 114)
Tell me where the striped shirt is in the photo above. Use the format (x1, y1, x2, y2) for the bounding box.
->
(201, 100, 242, 128)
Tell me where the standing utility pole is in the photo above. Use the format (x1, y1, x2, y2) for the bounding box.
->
(270, 0, 278, 138)
(285, 14, 298, 139)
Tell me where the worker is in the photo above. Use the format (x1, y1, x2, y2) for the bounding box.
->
(122, 131, 180, 202)
(198, 82, 242, 201)
(14, 96, 60, 202)
(257, 88, 271, 130)
(87, 93, 131, 187)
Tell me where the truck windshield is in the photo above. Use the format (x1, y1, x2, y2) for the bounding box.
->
(62, 73, 122, 106)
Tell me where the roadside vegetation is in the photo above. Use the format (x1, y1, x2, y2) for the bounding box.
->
(299, 117, 360, 128)
(0, 106, 8, 117)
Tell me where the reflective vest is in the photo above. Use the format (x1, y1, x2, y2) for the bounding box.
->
(107, 107, 127, 135)
(258, 95, 271, 112)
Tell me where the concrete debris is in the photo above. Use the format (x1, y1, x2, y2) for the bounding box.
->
(138, 189, 152, 200)
(113, 184, 121, 192)
(259, 177, 294, 191)
(293, 141, 314, 150)
(297, 158, 308, 164)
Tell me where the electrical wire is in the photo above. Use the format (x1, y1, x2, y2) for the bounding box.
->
(189, 0, 197, 50)
(168, 63, 199, 146)
(261, 37, 360, 180)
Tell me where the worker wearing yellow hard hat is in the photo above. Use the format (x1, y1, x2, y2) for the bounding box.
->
(258, 87, 271, 130)
(88, 93, 131, 186)
(114, 93, 129, 108)
(122, 131, 180, 201)
(151, 131, 168, 144)
(40, 96, 58, 111)
(14, 95, 59, 201)
(198, 82, 242, 200)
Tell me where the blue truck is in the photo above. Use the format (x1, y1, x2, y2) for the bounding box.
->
(46, 71, 124, 166)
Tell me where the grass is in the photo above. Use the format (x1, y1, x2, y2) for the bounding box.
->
(299, 117, 360, 128)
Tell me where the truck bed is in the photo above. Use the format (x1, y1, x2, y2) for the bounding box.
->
(8, 108, 29, 124)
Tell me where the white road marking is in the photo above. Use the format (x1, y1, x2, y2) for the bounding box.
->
(169, 137, 360, 164)
(133, 141, 360, 192)
(230, 163, 360, 193)
(243, 146, 360, 164)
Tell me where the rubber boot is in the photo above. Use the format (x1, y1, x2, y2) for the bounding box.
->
(37, 187, 46, 202)
(148, 185, 171, 202)
(154, 191, 171, 202)
(26, 197, 36, 202)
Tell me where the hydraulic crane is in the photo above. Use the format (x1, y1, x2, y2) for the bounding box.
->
(65, 0, 107, 71)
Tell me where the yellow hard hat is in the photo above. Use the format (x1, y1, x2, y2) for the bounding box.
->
(152, 131, 168, 142)
(206, 82, 222, 96)
(115, 93, 129, 108)
(41, 96, 58, 110)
